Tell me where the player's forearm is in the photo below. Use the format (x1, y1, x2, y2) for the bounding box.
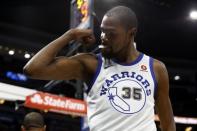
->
(159, 110, 176, 131)
(160, 113, 176, 131)
(23, 30, 74, 76)
(161, 123, 176, 131)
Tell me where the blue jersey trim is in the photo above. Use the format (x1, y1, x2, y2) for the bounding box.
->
(149, 57, 158, 99)
(87, 53, 102, 94)
(112, 53, 144, 66)
(81, 117, 89, 131)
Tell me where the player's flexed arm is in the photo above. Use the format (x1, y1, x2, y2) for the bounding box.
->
(154, 60, 176, 131)
(23, 29, 97, 81)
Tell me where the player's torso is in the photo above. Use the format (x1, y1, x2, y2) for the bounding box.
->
(87, 53, 157, 131)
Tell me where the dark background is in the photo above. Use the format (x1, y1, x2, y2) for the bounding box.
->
(0, 0, 197, 130)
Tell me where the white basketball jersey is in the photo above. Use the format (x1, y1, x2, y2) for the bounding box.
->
(86, 53, 157, 131)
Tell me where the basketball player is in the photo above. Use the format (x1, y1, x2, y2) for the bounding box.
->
(21, 112, 46, 131)
(23, 6, 176, 131)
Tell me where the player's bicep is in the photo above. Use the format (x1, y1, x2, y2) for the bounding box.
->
(32, 56, 84, 80)
(155, 61, 169, 96)
(155, 61, 169, 109)
(154, 60, 175, 130)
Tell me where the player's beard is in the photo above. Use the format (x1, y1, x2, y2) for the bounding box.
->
(101, 42, 130, 60)
(101, 47, 116, 59)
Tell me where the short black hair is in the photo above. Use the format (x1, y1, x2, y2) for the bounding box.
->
(23, 112, 45, 129)
(105, 6, 138, 30)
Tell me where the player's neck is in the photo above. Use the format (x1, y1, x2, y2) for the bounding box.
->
(115, 41, 139, 64)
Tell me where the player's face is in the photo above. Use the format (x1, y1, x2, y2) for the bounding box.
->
(100, 15, 131, 59)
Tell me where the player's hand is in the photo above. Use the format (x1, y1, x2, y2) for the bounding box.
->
(67, 29, 96, 44)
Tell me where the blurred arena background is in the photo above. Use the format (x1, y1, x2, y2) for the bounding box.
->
(0, 0, 197, 130)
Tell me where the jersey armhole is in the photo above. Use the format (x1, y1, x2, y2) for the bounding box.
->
(149, 57, 158, 99)
(86, 53, 102, 94)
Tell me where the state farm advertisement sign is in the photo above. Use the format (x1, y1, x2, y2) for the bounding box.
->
(25, 92, 87, 116)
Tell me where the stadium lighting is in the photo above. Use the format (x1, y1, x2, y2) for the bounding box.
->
(190, 10, 197, 20)
(174, 75, 180, 81)
(8, 50, 15, 55)
(24, 53, 31, 59)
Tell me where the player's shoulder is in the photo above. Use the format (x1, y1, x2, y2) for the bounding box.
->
(75, 53, 100, 82)
(143, 53, 166, 70)
(152, 58, 167, 72)
(150, 57, 168, 81)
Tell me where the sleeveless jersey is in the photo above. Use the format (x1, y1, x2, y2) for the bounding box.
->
(86, 53, 157, 131)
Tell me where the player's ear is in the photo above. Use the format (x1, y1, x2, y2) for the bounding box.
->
(127, 27, 137, 38)
(130, 27, 137, 36)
